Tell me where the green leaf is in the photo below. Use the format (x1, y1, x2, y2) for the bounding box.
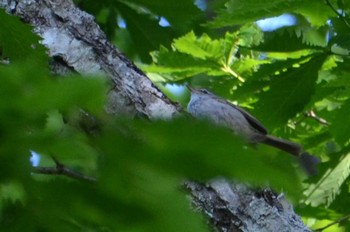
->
(0, 182, 25, 204)
(251, 27, 324, 52)
(252, 53, 327, 129)
(295, 0, 334, 27)
(329, 99, 350, 145)
(131, 0, 202, 33)
(146, 46, 216, 81)
(238, 23, 264, 47)
(26, 75, 106, 115)
(120, 119, 302, 197)
(333, 32, 350, 48)
(45, 110, 65, 134)
(253, 55, 314, 79)
(209, 0, 333, 28)
(231, 56, 314, 103)
(117, 2, 174, 62)
(303, 152, 350, 207)
(0, 10, 47, 65)
(210, 0, 299, 27)
(173, 32, 226, 59)
(145, 32, 244, 82)
(77, 0, 204, 62)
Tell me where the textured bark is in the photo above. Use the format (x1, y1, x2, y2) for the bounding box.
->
(0, 1, 311, 231)
(185, 180, 311, 232)
(0, 0, 181, 119)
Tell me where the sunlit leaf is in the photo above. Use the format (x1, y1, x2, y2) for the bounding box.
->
(303, 152, 350, 207)
(252, 54, 327, 129)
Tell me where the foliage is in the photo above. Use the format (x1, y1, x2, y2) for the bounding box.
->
(75, 0, 204, 62)
(144, 0, 350, 231)
(1, 0, 350, 231)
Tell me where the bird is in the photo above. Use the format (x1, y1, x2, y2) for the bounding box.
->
(187, 87, 302, 156)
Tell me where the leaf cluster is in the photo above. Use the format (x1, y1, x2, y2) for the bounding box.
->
(2, 0, 350, 231)
(0, 6, 303, 231)
(75, 0, 204, 62)
(144, 0, 350, 230)
(0, 6, 305, 232)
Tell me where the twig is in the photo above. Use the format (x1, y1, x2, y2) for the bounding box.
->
(305, 110, 329, 125)
(221, 62, 245, 82)
(314, 213, 350, 231)
(324, 0, 350, 29)
(32, 157, 97, 182)
(294, 110, 329, 126)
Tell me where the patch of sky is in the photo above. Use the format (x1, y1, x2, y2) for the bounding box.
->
(195, 0, 207, 10)
(256, 14, 296, 31)
(159, 17, 170, 27)
(117, 15, 126, 28)
(30, 150, 41, 167)
(165, 83, 186, 96)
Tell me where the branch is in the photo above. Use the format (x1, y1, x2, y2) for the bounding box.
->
(32, 157, 97, 182)
(294, 109, 329, 126)
(305, 110, 329, 125)
(0, 0, 181, 119)
(184, 179, 312, 232)
(314, 213, 350, 231)
(324, 0, 350, 29)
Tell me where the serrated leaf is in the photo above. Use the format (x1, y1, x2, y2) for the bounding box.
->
(146, 46, 217, 81)
(238, 23, 264, 46)
(0, 10, 47, 64)
(210, 0, 332, 29)
(0, 182, 25, 204)
(251, 27, 324, 52)
(210, 0, 300, 27)
(295, 0, 334, 27)
(173, 32, 227, 59)
(253, 55, 314, 79)
(303, 152, 350, 206)
(252, 54, 327, 129)
(145, 32, 245, 82)
(232, 57, 270, 78)
(231, 56, 313, 102)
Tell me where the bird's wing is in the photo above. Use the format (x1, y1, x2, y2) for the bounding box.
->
(233, 104, 268, 134)
(205, 90, 268, 135)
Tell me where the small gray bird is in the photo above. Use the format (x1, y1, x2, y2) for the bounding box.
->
(187, 87, 302, 156)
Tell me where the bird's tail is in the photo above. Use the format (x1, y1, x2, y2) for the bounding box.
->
(262, 135, 302, 156)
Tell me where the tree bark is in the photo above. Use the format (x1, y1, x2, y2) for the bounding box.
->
(0, 1, 311, 231)
(185, 180, 311, 232)
(0, 0, 181, 119)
